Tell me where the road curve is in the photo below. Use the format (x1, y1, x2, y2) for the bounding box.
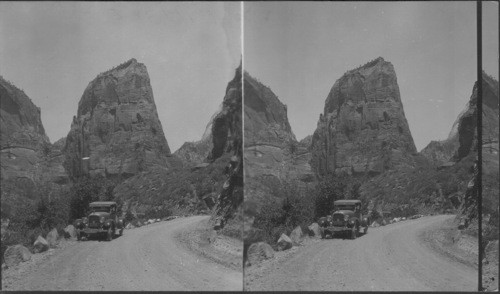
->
(8, 215, 242, 291)
(246, 215, 477, 291)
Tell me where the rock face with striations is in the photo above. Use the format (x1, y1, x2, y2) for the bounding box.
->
(310, 57, 416, 176)
(421, 72, 498, 166)
(63, 59, 173, 180)
(1, 76, 69, 206)
(1, 75, 50, 188)
(244, 72, 296, 148)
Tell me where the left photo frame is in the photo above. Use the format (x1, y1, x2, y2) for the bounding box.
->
(0, 2, 243, 291)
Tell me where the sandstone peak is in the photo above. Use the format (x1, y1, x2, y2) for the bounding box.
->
(311, 58, 416, 176)
(64, 59, 172, 180)
(0, 75, 49, 149)
(244, 71, 296, 148)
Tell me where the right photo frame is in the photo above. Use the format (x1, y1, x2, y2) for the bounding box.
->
(242, 1, 498, 292)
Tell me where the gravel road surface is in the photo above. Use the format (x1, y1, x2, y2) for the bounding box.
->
(245, 215, 477, 291)
(2, 215, 242, 291)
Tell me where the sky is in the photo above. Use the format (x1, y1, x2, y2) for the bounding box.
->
(0, 2, 241, 152)
(244, 2, 494, 151)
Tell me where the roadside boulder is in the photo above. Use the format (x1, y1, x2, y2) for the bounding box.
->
(33, 235, 49, 253)
(371, 221, 380, 227)
(125, 223, 135, 230)
(277, 233, 293, 251)
(3, 245, 31, 267)
(290, 226, 304, 246)
(64, 225, 77, 239)
(308, 223, 321, 238)
(46, 228, 59, 248)
(247, 242, 274, 265)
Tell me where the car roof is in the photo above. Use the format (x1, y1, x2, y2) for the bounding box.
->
(89, 201, 116, 207)
(334, 199, 361, 205)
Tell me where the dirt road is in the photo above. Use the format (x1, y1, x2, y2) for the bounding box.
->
(2, 216, 242, 291)
(245, 215, 477, 291)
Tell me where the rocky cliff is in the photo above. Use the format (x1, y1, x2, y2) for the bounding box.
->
(310, 57, 417, 176)
(173, 111, 217, 166)
(63, 59, 174, 181)
(243, 72, 313, 183)
(1, 76, 69, 220)
(244, 73, 296, 148)
(113, 65, 243, 235)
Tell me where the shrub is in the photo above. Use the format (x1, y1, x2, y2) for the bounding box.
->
(69, 174, 116, 221)
(253, 179, 314, 247)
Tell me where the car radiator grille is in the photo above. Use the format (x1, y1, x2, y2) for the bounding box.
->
(88, 216, 101, 228)
(332, 214, 345, 226)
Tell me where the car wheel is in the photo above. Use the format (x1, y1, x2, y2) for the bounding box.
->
(351, 226, 357, 240)
(76, 231, 81, 241)
(106, 227, 112, 241)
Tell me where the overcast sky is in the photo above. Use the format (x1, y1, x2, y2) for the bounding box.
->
(245, 2, 495, 151)
(0, 2, 241, 152)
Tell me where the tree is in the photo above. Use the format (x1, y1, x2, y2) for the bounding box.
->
(314, 174, 349, 218)
(69, 175, 107, 220)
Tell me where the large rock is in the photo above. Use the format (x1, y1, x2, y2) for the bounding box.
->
(3, 245, 31, 267)
(277, 233, 293, 251)
(308, 223, 321, 238)
(33, 235, 49, 253)
(247, 242, 274, 265)
(1, 76, 70, 223)
(46, 228, 59, 248)
(209, 65, 243, 230)
(63, 58, 174, 180)
(64, 225, 77, 239)
(0, 76, 49, 151)
(290, 226, 304, 245)
(310, 57, 417, 176)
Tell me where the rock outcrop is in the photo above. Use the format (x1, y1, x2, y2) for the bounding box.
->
(63, 59, 174, 180)
(244, 72, 296, 148)
(210, 65, 243, 231)
(1, 76, 50, 196)
(310, 57, 416, 176)
(112, 64, 242, 234)
(0, 76, 49, 150)
(290, 226, 304, 246)
(173, 108, 218, 167)
(247, 242, 274, 265)
(46, 228, 59, 248)
(307, 223, 321, 238)
(33, 235, 49, 253)
(1, 76, 69, 216)
(277, 233, 293, 251)
(3, 244, 31, 267)
(64, 224, 77, 239)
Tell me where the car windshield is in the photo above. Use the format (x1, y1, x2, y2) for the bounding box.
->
(335, 205, 355, 211)
(91, 206, 110, 213)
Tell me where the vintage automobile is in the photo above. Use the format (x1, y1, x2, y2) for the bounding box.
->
(319, 199, 369, 239)
(74, 201, 124, 241)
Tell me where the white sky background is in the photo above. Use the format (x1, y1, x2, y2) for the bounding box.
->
(244, 2, 494, 151)
(0, 2, 241, 152)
